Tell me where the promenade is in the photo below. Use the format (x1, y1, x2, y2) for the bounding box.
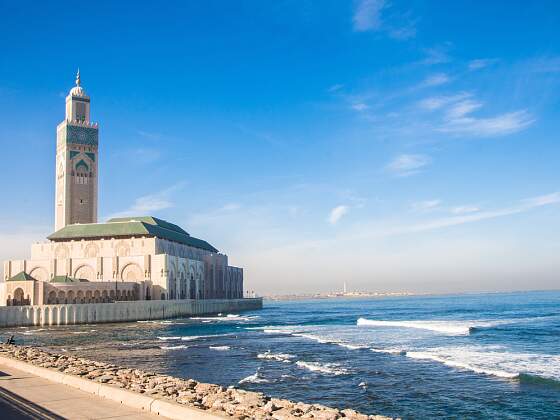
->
(0, 362, 165, 419)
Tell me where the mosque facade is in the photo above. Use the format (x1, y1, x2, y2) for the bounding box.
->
(1, 73, 243, 307)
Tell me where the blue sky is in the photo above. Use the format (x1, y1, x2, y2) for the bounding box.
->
(1, 0, 559, 294)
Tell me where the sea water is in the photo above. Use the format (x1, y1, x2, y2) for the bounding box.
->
(8, 291, 560, 418)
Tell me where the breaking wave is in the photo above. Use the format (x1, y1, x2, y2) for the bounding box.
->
(293, 332, 367, 350)
(295, 361, 349, 376)
(191, 314, 259, 322)
(357, 318, 493, 335)
(209, 346, 231, 351)
(404, 346, 560, 383)
(257, 351, 295, 363)
(239, 369, 269, 384)
(160, 345, 189, 350)
(158, 334, 232, 342)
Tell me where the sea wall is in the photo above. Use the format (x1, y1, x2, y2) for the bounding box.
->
(0, 298, 262, 328)
(0, 344, 390, 420)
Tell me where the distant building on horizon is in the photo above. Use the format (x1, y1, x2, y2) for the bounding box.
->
(1, 72, 243, 306)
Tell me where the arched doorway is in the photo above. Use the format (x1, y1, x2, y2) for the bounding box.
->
(13, 288, 26, 306)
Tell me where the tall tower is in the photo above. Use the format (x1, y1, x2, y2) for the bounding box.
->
(54, 70, 99, 231)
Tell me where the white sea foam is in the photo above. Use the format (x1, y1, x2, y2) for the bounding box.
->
(160, 345, 189, 350)
(239, 370, 269, 384)
(257, 351, 295, 363)
(210, 346, 231, 351)
(357, 318, 485, 335)
(295, 361, 349, 376)
(292, 332, 367, 350)
(404, 346, 560, 381)
(190, 315, 257, 322)
(181, 334, 232, 341)
(157, 336, 182, 341)
(262, 328, 295, 334)
(356, 317, 534, 336)
(337, 343, 368, 350)
(293, 333, 332, 343)
(370, 348, 407, 356)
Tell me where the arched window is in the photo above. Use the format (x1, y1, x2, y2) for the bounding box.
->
(75, 160, 89, 184)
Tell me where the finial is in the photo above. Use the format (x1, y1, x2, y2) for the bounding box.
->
(76, 68, 81, 86)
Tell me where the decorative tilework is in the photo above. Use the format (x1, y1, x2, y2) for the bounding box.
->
(75, 159, 89, 171)
(85, 152, 96, 162)
(65, 125, 98, 146)
(69, 151, 80, 159)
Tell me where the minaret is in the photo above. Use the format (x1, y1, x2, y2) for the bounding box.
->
(54, 70, 99, 231)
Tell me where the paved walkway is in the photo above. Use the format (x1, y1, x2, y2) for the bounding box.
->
(0, 362, 167, 419)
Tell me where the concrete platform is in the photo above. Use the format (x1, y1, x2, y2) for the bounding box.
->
(0, 362, 165, 419)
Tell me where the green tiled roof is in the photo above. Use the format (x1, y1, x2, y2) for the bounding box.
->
(107, 216, 189, 235)
(7, 272, 36, 282)
(51, 275, 87, 283)
(47, 216, 218, 253)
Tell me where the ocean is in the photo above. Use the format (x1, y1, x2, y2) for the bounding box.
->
(6, 291, 560, 419)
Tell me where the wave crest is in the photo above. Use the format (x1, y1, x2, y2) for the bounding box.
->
(295, 361, 349, 376)
(357, 318, 478, 335)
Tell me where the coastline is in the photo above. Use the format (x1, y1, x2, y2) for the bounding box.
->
(0, 344, 392, 420)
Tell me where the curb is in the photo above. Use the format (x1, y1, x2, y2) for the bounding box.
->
(0, 355, 225, 419)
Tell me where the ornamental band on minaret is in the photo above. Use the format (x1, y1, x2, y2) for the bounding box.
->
(55, 70, 99, 231)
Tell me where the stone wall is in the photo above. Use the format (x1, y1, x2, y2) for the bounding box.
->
(0, 344, 391, 420)
(0, 298, 262, 328)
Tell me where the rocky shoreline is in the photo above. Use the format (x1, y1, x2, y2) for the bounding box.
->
(0, 344, 392, 420)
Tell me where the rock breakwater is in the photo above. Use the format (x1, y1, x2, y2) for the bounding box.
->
(0, 344, 392, 420)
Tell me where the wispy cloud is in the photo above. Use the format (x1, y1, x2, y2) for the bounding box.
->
(420, 93, 535, 137)
(386, 154, 432, 177)
(328, 205, 349, 225)
(417, 93, 471, 111)
(137, 130, 163, 140)
(468, 58, 498, 70)
(397, 192, 560, 234)
(525, 56, 560, 73)
(421, 73, 451, 87)
(418, 47, 451, 65)
(439, 109, 534, 137)
(445, 99, 483, 119)
(411, 199, 442, 212)
(353, 0, 385, 32)
(451, 205, 480, 215)
(107, 183, 186, 219)
(351, 102, 369, 112)
(220, 203, 242, 212)
(112, 147, 162, 165)
(328, 84, 344, 93)
(389, 25, 417, 40)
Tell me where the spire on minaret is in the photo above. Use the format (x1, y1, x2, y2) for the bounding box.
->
(69, 68, 86, 97)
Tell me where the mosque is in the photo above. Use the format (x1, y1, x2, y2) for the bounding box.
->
(1, 72, 244, 307)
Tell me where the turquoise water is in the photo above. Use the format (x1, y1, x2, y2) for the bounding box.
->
(9, 291, 560, 419)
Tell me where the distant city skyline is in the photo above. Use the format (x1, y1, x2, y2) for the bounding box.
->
(1, 1, 559, 294)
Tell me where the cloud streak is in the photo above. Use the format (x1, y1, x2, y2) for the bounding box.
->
(397, 192, 560, 234)
(386, 154, 432, 177)
(107, 183, 186, 219)
(353, 0, 385, 32)
(328, 205, 349, 225)
(420, 93, 535, 137)
(421, 73, 451, 87)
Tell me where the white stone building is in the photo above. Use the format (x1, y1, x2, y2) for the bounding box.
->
(1, 73, 243, 306)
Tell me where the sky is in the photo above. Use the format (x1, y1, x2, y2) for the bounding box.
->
(0, 0, 559, 294)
